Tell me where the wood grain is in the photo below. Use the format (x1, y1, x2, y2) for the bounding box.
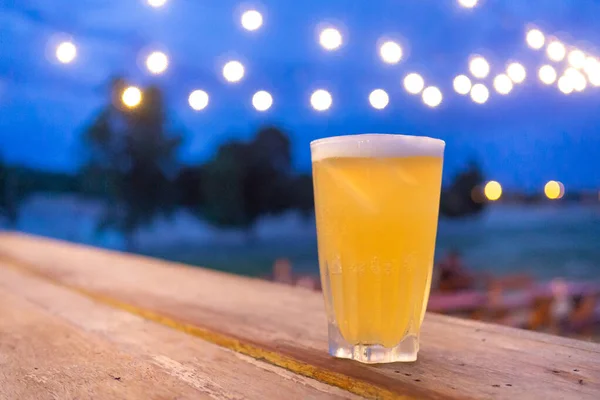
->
(0, 233, 598, 399)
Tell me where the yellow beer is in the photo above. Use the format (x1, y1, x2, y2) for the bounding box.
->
(311, 134, 444, 362)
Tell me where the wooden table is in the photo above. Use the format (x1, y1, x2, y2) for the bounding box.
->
(0, 233, 598, 399)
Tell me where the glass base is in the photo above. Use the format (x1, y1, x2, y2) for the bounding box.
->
(328, 324, 419, 364)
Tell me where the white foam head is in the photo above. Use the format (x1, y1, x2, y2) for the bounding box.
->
(310, 134, 445, 161)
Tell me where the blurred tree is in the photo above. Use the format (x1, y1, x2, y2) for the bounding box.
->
(80, 78, 182, 250)
(0, 158, 20, 227)
(440, 160, 486, 218)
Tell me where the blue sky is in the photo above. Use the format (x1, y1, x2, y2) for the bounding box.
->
(1, 0, 599, 190)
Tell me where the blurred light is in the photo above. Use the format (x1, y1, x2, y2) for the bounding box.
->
(568, 49, 586, 69)
(453, 75, 472, 95)
(379, 41, 403, 64)
(538, 65, 557, 85)
(507, 62, 526, 83)
(526, 29, 545, 50)
(484, 181, 502, 201)
(222, 61, 245, 82)
(319, 28, 343, 51)
(241, 10, 263, 31)
(403, 73, 425, 94)
(422, 86, 442, 108)
(368, 89, 389, 110)
(188, 90, 209, 111)
(557, 75, 574, 94)
(565, 68, 587, 92)
(544, 181, 564, 200)
(146, 51, 169, 75)
(252, 90, 273, 111)
(56, 41, 77, 64)
(458, 0, 478, 8)
(470, 83, 489, 104)
(469, 56, 490, 79)
(588, 71, 600, 87)
(493, 74, 513, 95)
(547, 41, 566, 62)
(147, 0, 167, 7)
(584, 56, 600, 75)
(122, 86, 142, 108)
(310, 89, 332, 111)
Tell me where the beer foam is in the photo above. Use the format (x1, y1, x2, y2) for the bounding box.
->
(311, 134, 445, 161)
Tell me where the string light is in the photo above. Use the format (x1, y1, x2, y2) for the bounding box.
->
(241, 10, 263, 31)
(252, 90, 273, 111)
(453, 75, 472, 95)
(484, 181, 502, 201)
(568, 49, 586, 69)
(544, 181, 564, 200)
(188, 90, 209, 111)
(403, 73, 425, 95)
(565, 67, 587, 92)
(379, 41, 403, 64)
(538, 65, 557, 85)
(56, 41, 77, 64)
(310, 89, 332, 111)
(422, 86, 442, 108)
(547, 40, 566, 62)
(507, 62, 526, 83)
(222, 61, 245, 83)
(146, 51, 169, 75)
(470, 83, 489, 104)
(122, 86, 142, 108)
(469, 56, 490, 79)
(493, 74, 513, 95)
(458, 0, 478, 8)
(557, 75, 574, 94)
(526, 28, 545, 50)
(319, 27, 343, 51)
(147, 0, 167, 8)
(368, 89, 389, 110)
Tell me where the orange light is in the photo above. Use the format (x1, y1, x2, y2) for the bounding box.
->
(544, 180, 564, 200)
(484, 181, 502, 201)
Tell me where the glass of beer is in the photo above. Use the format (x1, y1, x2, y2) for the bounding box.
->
(311, 134, 445, 363)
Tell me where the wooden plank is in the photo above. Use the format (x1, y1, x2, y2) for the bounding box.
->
(0, 233, 598, 399)
(0, 263, 360, 400)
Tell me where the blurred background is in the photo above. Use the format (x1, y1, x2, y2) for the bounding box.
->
(1, 0, 599, 338)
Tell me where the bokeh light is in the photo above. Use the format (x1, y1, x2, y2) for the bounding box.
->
(422, 86, 442, 108)
(252, 90, 273, 111)
(319, 27, 343, 51)
(403, 73, 425, 95)
(310, 89, 332, 111)
(147, 0, 167, 8)
(458, 0, 478, 8)
(453, 75, 472, 95)
(368, 89, 389, 110)
(568, 49, 586, 69)
(547, 40, 566, 62)
(379, 41, 403, 64)
(588, 70, 600, 87)
(188, 90, 209, 111)
(146, 51, 169, 75)
(584, 56, 600, 75)
(526, 29, 545, 50)
(222, 61, 245, 83)
(538, 65, 557, 85)
(493, 74, 513, 95)
(470, 83, 489, 104)
(241, 10, 263, 31)
(122, 86, 142, 108)
(544, 180, 564, 200)
(507, 62, 526, 83)
(56, 41, 77, 64)
(484, 181, 502, 201)
(469, 56, 490, 79)
(565, 67, 587, 92)
(557, 75, 574, 94)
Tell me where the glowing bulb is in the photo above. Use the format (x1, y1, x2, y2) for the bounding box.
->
(252, 90, 273, 111)
(484, 181, 502, 201)
(222, 61, 245, 83)
(241, 10, 263, 31)
(544, 181, 564, 200)
(319, 28, 343, 51)
(557, 75, 574, 94)
(538, 65, 557, 85)
(526, 29, 545, 50)
(122, 86, 142, 108)
(146, 51, 168, 75)
(422, 86, 442, 108)
(565, 67, 587, 92)
(547, 41, 566, 62)
(458, 0, 478, 8)
(310, 89, 332, 111)
(147, 0, 167, 7)
(470, 83, 489, 104)
(368, 89, 389, 110)
(493, 74, 513, 95)
(379, 41, 403, 64)
(507, 63, 526, 83)
(469, 56, 490, 79)
(188, 90, 209, 111)
(453, 75, 472, 95)
(403, 73, 425, 95)
(568, 49, 586, 69)
(56, 41, 77, 64)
